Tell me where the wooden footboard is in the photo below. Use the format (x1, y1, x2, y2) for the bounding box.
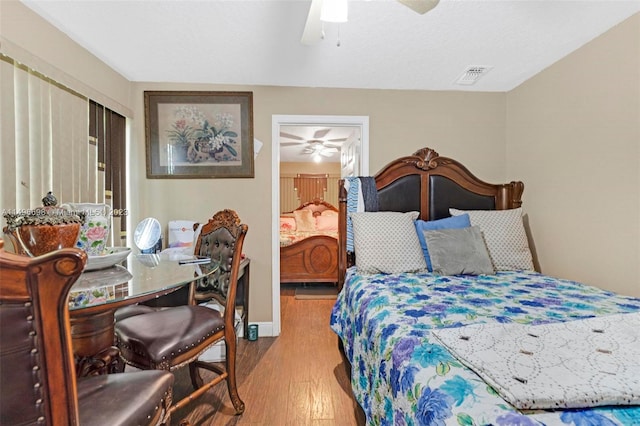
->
(280, 235, 338, 284)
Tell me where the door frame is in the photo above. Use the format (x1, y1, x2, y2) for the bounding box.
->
(271, 115, 369, 336)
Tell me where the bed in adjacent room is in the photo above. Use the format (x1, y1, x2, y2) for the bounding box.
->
(280, 198, 339, 284)
(330, 147, 640, 425)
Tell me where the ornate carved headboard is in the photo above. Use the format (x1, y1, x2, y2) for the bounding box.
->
(294, 198, 339, 217)
(338, 147, 524, 287)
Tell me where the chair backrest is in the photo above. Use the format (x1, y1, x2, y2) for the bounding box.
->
(0, 241, 87, 425)
(192, 210, 248, 329)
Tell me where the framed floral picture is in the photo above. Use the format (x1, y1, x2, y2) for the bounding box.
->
(145, 91, 254, 178)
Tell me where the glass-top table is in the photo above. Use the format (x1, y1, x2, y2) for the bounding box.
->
(69, 253, 218, 312)
(68, 252, 219, 376)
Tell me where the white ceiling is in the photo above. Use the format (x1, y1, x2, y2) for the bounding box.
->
(22, 0, 640, 92)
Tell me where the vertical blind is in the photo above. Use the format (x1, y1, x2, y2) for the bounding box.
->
(280, 175, 339, 213)
(1, 54, 127, 247)
(293, 173, 328, 205)
(91, 101, 127, 246)
(1, 55, 88, 211)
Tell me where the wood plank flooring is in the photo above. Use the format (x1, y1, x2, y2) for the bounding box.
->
(171, 285, 366, 426)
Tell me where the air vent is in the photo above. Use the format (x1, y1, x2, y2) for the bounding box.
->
(456, 66, 492, 85)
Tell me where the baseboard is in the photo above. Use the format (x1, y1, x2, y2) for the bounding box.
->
(248, 321, 274, 338)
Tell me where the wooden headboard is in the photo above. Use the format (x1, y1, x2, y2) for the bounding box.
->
(293, 198, 339, 217)
(338, 147, 524, 287)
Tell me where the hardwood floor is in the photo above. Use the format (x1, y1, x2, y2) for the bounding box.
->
(171, 285, 366, 426)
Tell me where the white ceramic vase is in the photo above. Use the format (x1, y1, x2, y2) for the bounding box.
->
(61, 202, 111, 256)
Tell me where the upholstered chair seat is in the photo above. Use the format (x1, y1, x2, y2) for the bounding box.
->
(114, 303, 157, 321)
(116, 305, 224, 370)
(77, 371, 173, 426)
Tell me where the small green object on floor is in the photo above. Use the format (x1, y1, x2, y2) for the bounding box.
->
(248, 324, 258, 341)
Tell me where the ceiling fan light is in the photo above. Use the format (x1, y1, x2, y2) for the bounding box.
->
(313, 153, 322, 163)
(321, 0, 348, 23)
(397, 0, 439, 15)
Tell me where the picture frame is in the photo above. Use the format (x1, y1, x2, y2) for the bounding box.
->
(145, 91, 254, 178)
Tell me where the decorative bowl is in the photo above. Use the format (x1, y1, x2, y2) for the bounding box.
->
(2, 192, 85, 257)
(10, 222, 82, 257)
(85, 247, 132, 271)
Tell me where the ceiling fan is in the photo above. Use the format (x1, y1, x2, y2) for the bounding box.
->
(301, 0, 440, 45)
(280, 128, 347, 157)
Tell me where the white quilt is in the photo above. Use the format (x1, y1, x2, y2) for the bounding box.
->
(431, 312, 640, 410)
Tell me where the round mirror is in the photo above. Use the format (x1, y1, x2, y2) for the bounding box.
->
(134, 217, 162, 253)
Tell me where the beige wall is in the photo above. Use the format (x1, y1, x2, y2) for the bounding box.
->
(506, 13, 640, 296)
(130, 83, 506, 322)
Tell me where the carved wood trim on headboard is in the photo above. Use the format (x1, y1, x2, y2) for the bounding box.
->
(291, 198, 339, 217)
(337, 147, 524, 289)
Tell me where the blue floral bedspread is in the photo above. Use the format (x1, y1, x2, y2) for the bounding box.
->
(329, 268, 640, 425)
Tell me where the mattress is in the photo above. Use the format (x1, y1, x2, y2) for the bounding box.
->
(330, 268, 640, 425)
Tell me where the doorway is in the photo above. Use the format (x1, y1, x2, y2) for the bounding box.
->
(271, 115, 369, 336)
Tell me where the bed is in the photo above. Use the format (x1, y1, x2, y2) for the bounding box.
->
(280, 198, 339, 284)
(331, 147, 640, 425)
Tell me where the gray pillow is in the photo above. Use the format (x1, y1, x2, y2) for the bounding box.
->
(423, 226, 495, 276)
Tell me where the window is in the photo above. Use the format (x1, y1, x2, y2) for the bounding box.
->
(1, 54, 127, 247)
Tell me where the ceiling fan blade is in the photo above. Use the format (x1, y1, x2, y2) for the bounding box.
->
(321, 147, 339, 154)
(326, 137, 348, 143)
(320, 149, 339, 157)
(323, 142, 343, 148)
(313, 128, 332, 139)
(397, 0, 439, 14)
(280, 131, 305, 140)
(301, 0, 324, 45)
(281, 142, 305, 146)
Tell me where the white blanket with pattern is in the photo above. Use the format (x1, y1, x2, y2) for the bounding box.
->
(432, 312, 640, 410)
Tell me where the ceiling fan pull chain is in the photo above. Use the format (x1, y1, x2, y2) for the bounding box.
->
(336, 24, 341, 47)
(321, 22, 326, 40)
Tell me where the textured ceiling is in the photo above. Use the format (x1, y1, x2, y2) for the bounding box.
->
(22, 0, 640, 92)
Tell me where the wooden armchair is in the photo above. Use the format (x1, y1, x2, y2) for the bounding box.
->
(0, 241, 174, 426)
(115, 209, 248, 417)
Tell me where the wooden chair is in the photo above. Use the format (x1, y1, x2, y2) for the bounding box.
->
(0, 241, 174, 426)
(115, 209, 248, 417)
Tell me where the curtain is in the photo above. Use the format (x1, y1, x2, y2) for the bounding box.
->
(280, 174, 339, 213)
(293, 173, 328, 205)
